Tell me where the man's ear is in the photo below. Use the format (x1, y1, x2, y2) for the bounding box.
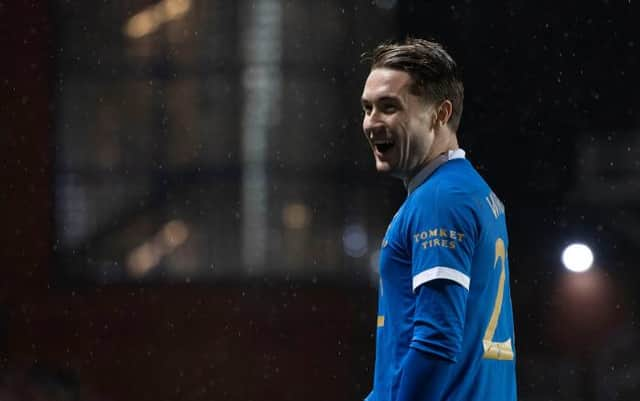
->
(436, 100, 453, 127)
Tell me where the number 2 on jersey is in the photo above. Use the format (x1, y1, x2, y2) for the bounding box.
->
(482, 238, 514, 360)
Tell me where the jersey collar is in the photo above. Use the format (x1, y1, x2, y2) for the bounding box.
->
(406, 148, 466, 194)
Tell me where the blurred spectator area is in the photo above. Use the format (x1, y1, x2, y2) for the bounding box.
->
(53, 0, 399, 284)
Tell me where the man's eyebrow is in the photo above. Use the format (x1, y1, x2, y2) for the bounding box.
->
(377, 96, 400, 103)
(361, 95, 400, 105)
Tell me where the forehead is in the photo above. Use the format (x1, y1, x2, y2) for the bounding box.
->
(361, 68, 413, 101)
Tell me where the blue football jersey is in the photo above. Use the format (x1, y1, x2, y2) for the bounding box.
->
(366, 149, 517, 401)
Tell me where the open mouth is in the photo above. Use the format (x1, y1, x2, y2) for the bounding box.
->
(374, 141, 394, 153)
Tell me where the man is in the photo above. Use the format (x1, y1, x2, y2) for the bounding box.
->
(360, 38, 517, 401)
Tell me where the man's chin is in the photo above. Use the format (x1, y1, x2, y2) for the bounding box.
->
(375, 159, 407, 179)
(375, 160, 394, 174)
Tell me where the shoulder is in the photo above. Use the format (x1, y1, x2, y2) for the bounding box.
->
(410, 159, 487, 208)
(404, 161, 493, 244)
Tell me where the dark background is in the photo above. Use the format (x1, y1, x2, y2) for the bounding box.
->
(2, 0, 639, 400)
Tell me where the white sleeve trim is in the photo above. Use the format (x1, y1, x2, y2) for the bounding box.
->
(412, 266, 470, 292)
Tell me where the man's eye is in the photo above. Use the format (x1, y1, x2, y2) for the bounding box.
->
(382, 105, 397, 113)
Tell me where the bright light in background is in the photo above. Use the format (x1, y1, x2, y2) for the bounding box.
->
(562, 243, 594, 273)
(240, 0, 282, 271)
(343, 224, 368, 258)
(282, 202, 311, 230)
(124, 0, 191, 39)
(127, 219, 190, 277)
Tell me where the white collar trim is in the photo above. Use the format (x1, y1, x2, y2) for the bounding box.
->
(448, 148, 466, 160)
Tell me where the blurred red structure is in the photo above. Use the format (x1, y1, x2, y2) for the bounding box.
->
(0, 2, 374, 400)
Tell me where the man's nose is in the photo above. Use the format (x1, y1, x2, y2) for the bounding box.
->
(363, 110, 383, 132)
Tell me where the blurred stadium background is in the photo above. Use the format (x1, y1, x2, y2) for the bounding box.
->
(1, 0, 639, 400)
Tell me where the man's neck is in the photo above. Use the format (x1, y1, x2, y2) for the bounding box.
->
(403, 132, 459, 188)
(410, 133, 458, 178)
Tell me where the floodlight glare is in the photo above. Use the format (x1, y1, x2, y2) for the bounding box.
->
(561, 243, 594, 273)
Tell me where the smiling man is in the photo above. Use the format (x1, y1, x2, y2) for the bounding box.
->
(361, 39, 517, 401)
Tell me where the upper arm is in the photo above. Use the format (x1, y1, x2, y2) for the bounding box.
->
(407, 186, 480, 292)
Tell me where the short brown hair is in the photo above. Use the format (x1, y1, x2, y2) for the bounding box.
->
(367, 38, 464, 132)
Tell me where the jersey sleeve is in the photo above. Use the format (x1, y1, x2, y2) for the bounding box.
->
(406, 184, 480, 292)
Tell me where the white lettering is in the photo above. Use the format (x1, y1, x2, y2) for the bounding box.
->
(485, 192, 505, 219)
